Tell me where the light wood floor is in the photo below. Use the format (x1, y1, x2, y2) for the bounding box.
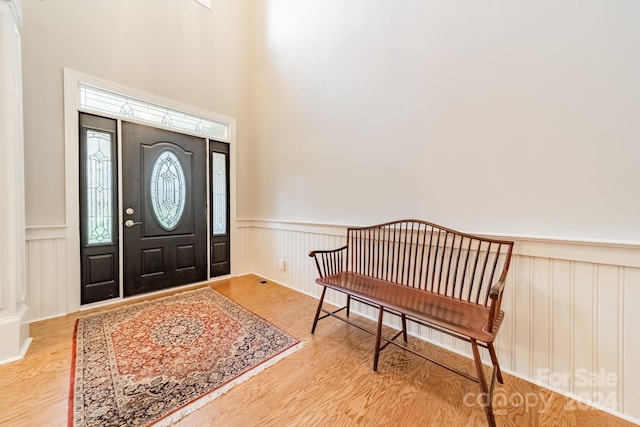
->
(0, 274, 635, 427)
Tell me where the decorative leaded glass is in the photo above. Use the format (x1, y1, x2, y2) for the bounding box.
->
(150, 150, 186, 230)
(86, 130, 113, 244)
(79, 84, 229, 140)
(161, 111, 173, 127)
(120, 100, 134, 118)
(211, 152, 227, 235)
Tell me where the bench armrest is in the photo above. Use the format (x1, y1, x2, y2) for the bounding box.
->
(489, 278, 506, 300)
(487, 275, 507, 333)
(309, 246, 348, 278)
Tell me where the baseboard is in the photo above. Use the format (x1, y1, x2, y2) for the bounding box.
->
(0, 305, 32, 365)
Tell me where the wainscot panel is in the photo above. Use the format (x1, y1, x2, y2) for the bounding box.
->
(242, 219, 640, 424)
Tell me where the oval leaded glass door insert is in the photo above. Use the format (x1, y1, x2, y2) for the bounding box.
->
(150, 149, 186, 230)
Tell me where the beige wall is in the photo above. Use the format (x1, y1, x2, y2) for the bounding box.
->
(249, 1, 640, 242)
(22, 0, 640, 240)
(22, 0, 252, 226)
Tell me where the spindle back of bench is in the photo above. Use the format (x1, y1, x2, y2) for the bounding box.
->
(346, 220, 513, 307)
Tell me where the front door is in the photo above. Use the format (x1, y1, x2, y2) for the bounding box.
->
(122, 122, 206, 296)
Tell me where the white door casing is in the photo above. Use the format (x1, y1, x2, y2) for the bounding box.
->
(63, 69, 237, 313)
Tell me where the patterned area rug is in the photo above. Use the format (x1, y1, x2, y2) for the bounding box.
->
(69, 287, 302, 426)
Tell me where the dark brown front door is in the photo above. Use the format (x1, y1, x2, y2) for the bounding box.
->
(122, 122, 206, 296)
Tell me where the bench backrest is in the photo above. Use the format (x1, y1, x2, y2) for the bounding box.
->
(346, 220, 514, 307)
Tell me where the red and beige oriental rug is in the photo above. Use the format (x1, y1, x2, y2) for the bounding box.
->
(68, 287, 302, 426)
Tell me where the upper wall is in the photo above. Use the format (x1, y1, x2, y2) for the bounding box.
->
(248, 1, 640, 243)
(21, 0, 252, 226)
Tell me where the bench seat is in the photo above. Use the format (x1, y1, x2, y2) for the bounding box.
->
(318, 271, 503, 343)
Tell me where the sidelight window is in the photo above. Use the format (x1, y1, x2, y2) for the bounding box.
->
(209, 141, 230, 277)
(79, 113, 120, 304)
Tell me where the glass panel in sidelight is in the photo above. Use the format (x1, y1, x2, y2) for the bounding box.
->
(211, 152, 227, 235)
(86, 130, 114, 245)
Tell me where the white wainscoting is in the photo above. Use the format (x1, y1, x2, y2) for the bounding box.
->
(24, 220, 640, 423)
(243, 219, 640, 424)
(25, 226, 68, 322)
(24, 224, 254, 322)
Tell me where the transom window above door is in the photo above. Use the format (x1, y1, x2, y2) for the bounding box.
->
(79, 84, 229, 140)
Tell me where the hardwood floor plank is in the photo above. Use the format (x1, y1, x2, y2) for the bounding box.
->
(0, 274, 635, 427)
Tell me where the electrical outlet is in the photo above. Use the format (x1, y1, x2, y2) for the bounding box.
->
(279, 256, 286, 271)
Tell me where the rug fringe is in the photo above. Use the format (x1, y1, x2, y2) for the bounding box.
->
(152, 341, 306, 426)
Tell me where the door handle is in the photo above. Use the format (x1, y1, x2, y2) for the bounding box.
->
(125, 219, 142, 228)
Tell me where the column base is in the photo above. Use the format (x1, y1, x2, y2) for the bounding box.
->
(0, 304, 31, 365)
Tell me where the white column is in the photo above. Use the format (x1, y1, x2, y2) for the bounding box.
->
(0, 0, 30, 364)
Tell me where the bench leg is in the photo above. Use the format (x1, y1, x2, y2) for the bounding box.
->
(346, 294, 351, 318)
(401, 313, 408, 343)
(487, 343, 504, 384)
(471, 339, 496, 427)
(311, 286, 327, 334)
(372, 307, 384, 372)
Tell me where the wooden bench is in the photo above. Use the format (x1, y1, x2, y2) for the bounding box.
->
(309, 219, 514, 426)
